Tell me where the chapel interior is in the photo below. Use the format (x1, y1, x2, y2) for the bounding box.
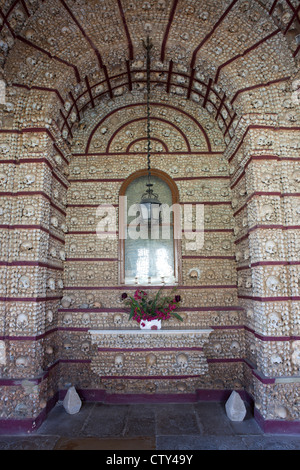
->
(0, 0, 299, 434)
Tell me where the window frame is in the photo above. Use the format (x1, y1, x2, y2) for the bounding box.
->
(118, 168, 182, 286)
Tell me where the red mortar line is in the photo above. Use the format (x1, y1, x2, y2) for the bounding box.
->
(0, 225, 65, 244)
(126, 137, 169, 153)
(64, 285, 237, 291)
(228, 125, 300, 163)
(106, 117, 191, 153)
(190, 0, 239, 69)
(230, 154, 300, 188)
(58, 0, 104, 69)
(117, 0, 134, 60)
(72, 151, 224, 156)
(12, 83, 65, 105)
(214, 28, 281, 84)
(230, 76, 291, 105)
(97, 347, 204, 353)
(0, 157, 69, 189)
(85, 102, 212, 153)
(16, 35, 81, 83)
(0, 191, 66, 216)
(236, 261, 300, 270)
(0, 261, 63, 270)
(234, 224, 300, 245)
(160, 0, 179, 62)
(233, 191, 300, 218)
(239, 295, 300, 302)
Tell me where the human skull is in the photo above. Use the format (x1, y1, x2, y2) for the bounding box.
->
(61, 296, 72, 308)
(230, 341, 240, 353)
(268, 311, 281, 329)
(176, 353, 188, 369)
(50, 216, 58, 227)
(261, 204, 274, 221)
(20, 241, 33, 252)
(48, 278, 55, 290)
(63, 313, 72, 325)
(213, 342, 222, 354)
(81, 313, 90, 325)
(113, 314, 122, 326)
(266, 275, 281, 292)
(0, 172, 7, 186)
(146, 353, 157, 369)
(270, 354, 282, 365)
(81, 342, 90, 353)
(23, 205, 35, 217)
(24, 174, 35, 185)
(265, 240, 277, 255)
(16, 356, 29, 368)
(261, 173, 272, 185)
(188, 268, 200, 280)
(291, 341, 300, 367)
(16, 313, 28, 328)
(19, 275, 30, 290)
(114, 354, 124, 369)
(47, 310, 53, 323)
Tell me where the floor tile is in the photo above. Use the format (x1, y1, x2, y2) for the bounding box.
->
(54, 436, 156, 450)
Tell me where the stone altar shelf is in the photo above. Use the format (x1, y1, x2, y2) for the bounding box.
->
(88, 329, 213, 378)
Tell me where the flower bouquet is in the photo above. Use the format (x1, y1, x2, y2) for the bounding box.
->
(121, 287, 183, 330)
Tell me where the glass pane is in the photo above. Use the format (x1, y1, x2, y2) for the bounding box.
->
(124, 175, 176, 285)
(125, 226, 175, 284)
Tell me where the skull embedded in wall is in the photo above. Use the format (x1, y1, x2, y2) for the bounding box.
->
(265, 240, 277, 255)
(50, 216, 58, 228)
(291, 341, 300, 367)
(81, 342, 90, 353)
(213, 342, 222, 354)
(188, 268, 200, 280)
(146, 353, 157, 369)
(266, 275, 281, 293)
(268, 311, 281, 329)
(16, 356, 29, 368)
(81, 313, 90, 325)
(48, 278, 55, 290)
(23, 205, 35, 218)
(0, 172, 7, 186)
(24, 174, 35, 186)
(230, 341, 240, 353)
(260, 204, 274, 221)
(19, 275, 30, 290)
(16, 313, 29, 329)
(176, 353, 188, 369)
(20, 241, 33, 253)
(114, 354, 124, 369)
(261, 173, 273, 186)
(63, 313, 72, 325)
(113, 314, 122, 326)
(270, 354, 282, 365)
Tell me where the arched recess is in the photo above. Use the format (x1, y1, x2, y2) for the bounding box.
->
(118, 168, 182, 286)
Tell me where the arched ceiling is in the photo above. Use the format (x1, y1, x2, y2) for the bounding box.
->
(0, 0, 299, 148)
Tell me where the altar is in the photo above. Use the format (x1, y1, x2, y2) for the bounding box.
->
(88, 329, 213, 394)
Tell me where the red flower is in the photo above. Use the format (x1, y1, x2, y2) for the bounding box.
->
(151, 325, 158, 330)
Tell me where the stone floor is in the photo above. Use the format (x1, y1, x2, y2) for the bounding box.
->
(0, 401, 300, 450)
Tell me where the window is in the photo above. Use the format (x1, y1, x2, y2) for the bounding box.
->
(119, 169, 181, 286)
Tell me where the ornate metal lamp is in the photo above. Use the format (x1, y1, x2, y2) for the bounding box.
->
(139, 36, 161, 226)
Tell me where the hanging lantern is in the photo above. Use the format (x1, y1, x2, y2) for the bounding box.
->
(139, 36, 161, 226)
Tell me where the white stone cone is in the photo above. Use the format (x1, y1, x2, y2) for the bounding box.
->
(225, 391, 247, 422)
(62, 386, 82, 415)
